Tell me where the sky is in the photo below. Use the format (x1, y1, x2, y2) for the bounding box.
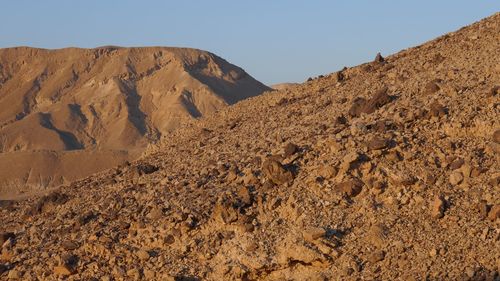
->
(1, 1, 498, 85)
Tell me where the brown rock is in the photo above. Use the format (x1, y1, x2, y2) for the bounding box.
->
(54, 253, 78, 276)
(54, 266, 73, 276)
(237, 186, 252, 205)
(449, 158, 464, 170)
(431, 195, 446, 219)
(349, 87, 391, 117)
(488, 205, 500, 221)
(226, 168, 238, 182)
(367, 136, 389, 150)
(335, 70, 345, 82)
(368, 250, 386, 263)
(61, 240, 79, 251)
(7, 269, 19, 279)
(318, 166, 338, 179)
(489, 85, 499, 97)
(212, 200, 239, 224)
(493, 129, 500, 144)
(424, 81, 440, 95)
(336, 178, 364, 197)
(283, 142, 299, 157)
(303, 227, 326, 242)
(0, 264, 7, 274)
(147, 207, 163, 220)
(471, 166, 487, 177)
(449, 171, 464, 185)
(136, 249, 150, 261)
(477, 201, 489, 219)
(427, 102, 447, 118)
(374, 52, 385, 63)
(0, 232, 15, 246)
(348, 97, 368, 117)
(364, 88, 391, 115)
(262, 159, 294, 185)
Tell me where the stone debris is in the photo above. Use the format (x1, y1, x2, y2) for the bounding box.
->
(302, 227, 326, 242)
(262, 158, 294, 185)
(431, 195, 446, 219)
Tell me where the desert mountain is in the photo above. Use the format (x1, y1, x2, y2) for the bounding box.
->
(0, 47, 270, 195)
(1, 13, 499, 281)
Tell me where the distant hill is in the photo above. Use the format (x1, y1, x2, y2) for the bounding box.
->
(0, 47, 270, 195)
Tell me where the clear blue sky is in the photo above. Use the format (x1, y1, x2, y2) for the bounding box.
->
(1, 1, 498, 85)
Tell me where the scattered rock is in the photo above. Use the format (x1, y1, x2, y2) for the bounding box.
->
(283, 142, 299, 157)
(0, 232, 15, 246)
(431, 195, 446, 219)
(53, 266, 73, 276)
(488, 205, 500, 221)
(318, 166, 338, 179)
(237, 186, 252, 205)
(0, 264, 6, 274)
(336, 178, 364, 197)
(349, 87, 392, 117)
(477, 201, 489, 219)
(427, 101, 447, 118)
(54, 253, 78, 276)
(424, 81, 440, 95)
(367, 136, 389, 150)
(226, 167, 239, 182)
(449, 171, 464, 185)
(302, 227, 326, 242)
(374, 52, 385, 63)
(368, 250, 385, 263)
(61, 240, 79, 251)
(262, 159, 294, 185)
(136, 163, 159, 175)
(335, 70, 345, 82)
(147, 207, 164, 220)
(449, 158, 465, 170)
(136, 249, 150, 261)
(7, 269, 19, 279)
(493, 129, 500, 143)
(489, 85, 499, 97)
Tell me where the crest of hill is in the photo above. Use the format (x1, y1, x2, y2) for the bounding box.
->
(1, 13, 499, 280)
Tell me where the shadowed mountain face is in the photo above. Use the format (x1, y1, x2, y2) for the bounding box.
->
(0, 47, 270, 193)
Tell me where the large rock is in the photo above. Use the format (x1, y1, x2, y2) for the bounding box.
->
(262, 159, 294, 185)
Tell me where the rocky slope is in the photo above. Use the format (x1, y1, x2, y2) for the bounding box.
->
(1, 13, 499, 281)
(0, 47, 270, 195)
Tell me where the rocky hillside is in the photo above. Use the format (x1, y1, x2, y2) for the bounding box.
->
(0, 47, 270, 194)
(1, 13, 499, 281)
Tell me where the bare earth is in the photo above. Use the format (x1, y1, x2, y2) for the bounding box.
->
(0, 47, 269, 197)
(0, 13, 499, 281)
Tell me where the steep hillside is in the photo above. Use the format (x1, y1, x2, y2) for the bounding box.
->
(0, 13, 499, 281)
(0, 47, 270, 194)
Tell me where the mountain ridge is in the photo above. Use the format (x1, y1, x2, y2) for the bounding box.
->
(0, 46, 270, 193)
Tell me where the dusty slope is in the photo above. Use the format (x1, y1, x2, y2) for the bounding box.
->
(0, 47, 270, 194)
(1, 13, 500, 281)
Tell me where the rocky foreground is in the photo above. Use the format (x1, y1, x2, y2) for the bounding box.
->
(1, 13, 499, 281)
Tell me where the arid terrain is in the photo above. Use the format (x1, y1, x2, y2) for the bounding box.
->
(0, 12, 499, 281)
(0, 47, 269, 197)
